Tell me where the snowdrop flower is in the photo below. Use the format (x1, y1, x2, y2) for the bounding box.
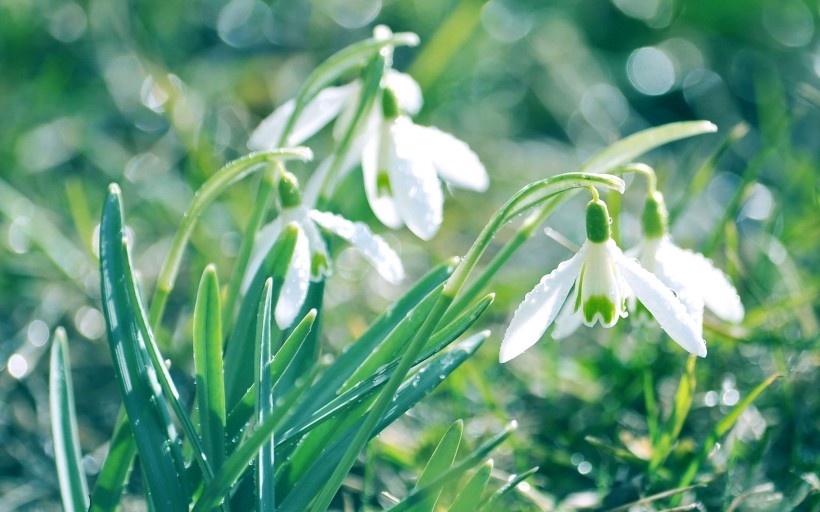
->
(249, 68, 488, 240)
(628, 191, 744, 333)
(244, 172, 404, 329)
(499, 193, 707, 363)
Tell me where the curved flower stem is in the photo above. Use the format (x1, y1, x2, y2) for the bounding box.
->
(309, 172, 624, 512)
(611, 162, 657, 193)
(148, 149, 312, 331)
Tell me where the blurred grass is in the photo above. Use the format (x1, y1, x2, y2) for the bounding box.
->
(1, 0, 818, 510)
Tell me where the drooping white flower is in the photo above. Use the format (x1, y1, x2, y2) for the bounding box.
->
(500, 198, 707, 363)
(249, 68, 488, 240)
(244, 173, 404, 329)
(628, 191, 744, 333)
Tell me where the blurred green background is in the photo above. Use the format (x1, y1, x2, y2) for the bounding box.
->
(1, 0, 818, 509)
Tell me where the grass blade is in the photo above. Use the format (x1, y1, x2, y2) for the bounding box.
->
(99, 184, 190, 510)
(650, 356, 696, 473)
(223, 224, 298, 410)
(673, 373, 781, 502)
(480, 467, 539, 511)
(448, 460, 493, 512)
(288, 259, 456, 424)
(391, 422, 517, 512)
(277, 332, 488, 511)
(225, 309, 316, 446)
(410, 420, 463, 512)
(49, 327, 90, 512)
(578, 121, 717, 175)
(255, 279, 276, 511)
(193, 265, 227, 474)
(88, 410, 136, 512)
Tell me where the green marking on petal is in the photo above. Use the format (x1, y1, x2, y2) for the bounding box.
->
(586, 200, 611, 243)
(583, 295, 617, 325)
(641, 191, 668, 239)
(377, 171, 393, 196)
(311, 251, 328, 278)
(381, 86, 401, 119)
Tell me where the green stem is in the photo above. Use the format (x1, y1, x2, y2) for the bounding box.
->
(148, 149, 311, 331)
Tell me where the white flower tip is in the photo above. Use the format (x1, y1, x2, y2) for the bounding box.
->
(291, 146, 314, 162)
(394, 32, 420, 47)
(703, 121, 718, 132)
(696, 342, 707, 358)
(499, 334, 528, 363)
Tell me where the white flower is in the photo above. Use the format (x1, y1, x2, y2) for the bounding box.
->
(628, 190, 744, 335)
(244, 175, 404, 329)
(629, 235, 744, 332)
(249, 71, 488, 240)
(499, 199, 707, 363)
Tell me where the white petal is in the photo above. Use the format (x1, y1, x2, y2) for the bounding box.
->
(552, 286, 584, 340)
(385, 70, 423, 116)
(249, 83, 358, 149)
(362, 129, 402, 229)
(414, 125, 489, 192)
(390, 120, 443, 240)
(297, 208, 329, 279)
(309, 210, 405, 284)
(303, 156, 333, 208)
(331, 81, 366, 140)
(288, 82, 359, 145)
(275, 224, 311, 329)
(613, 248, 707, 357)
(664, 243, 744, 323)
(242, 219, 282, 293)
(500, 248, 587, 363)
(248, 99, 296, 150)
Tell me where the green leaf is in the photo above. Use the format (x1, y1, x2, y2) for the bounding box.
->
(49, 327, 90, 512)
(274, 294, 492, 494)
(225, 309, 316, 447)
(578, 121, 717, 175)
(223, 224, 299, 410)
(409, 420, 463, 512)
(99, 184, 190, 511)
(255, 279, 276, 511)
(89, 409, 136, 512)
(448, 461, 492, 512)
(650, 355, 696, 472)
(480, 467, 539, 511)
(193, 265, 227, 474)
(391, 422, 517, 512)
(277, 332, 488, 512)
(673, 373, 781, 499)
(284, 260, 456, 427)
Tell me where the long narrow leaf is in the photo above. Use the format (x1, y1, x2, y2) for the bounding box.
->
(410, 420, 463, 512)
(275, 294, 492, 492)
(391, 423, 517, 512)
(287, 260, 456, 424)
(673, 373, 781, 501)
(88, 410, 136, 512)
(578, 121, 717, 175)
(650, 356, 696, 472)
(99, 184, 190, 510)
(479, 467, 539, 511)
(223, 224, 299, 410)
(448, 461, 493, 512)
(277, 332, 488, 511)
(255, 279, 276, 511)
(49, 327, 90, 512)
(193, 265, 227, 474)
(225, 309, 316, 446)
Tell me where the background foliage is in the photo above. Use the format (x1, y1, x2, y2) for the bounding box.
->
(1, 0, 818, 509)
